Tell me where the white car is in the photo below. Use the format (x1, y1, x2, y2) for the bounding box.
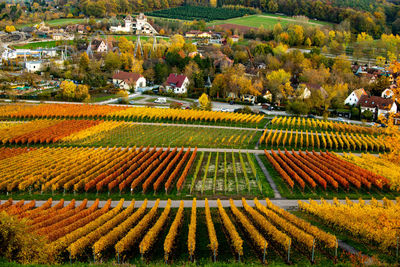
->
(220, 108, 229, 112)
(154, 97, 167, 104)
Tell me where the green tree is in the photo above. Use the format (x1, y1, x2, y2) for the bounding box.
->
(268, 0, 278, 13)
(79, 53, 90, 71)
(286, 100, 310, 115)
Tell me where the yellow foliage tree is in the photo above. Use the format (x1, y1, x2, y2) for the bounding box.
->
(379, 61, 400, 163)
(199, 93, 211, 110)
(60, 81, 76, 100)
(5, 25, 16, 33)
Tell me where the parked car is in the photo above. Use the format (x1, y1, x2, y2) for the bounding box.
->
(154, 97, 167, 104)
(220, 108, 229, 112)
(307, 114, 315, 118)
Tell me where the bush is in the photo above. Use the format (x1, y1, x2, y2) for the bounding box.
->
(362, 110, 374, 121)
(351, 107, 360, 119)
(0, 212, 49, 264)
(286, 101, 310, 115)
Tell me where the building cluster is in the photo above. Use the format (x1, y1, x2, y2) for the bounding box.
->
(110, 14, 158, 35)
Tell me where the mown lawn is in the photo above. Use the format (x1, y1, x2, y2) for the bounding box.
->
(207, 14, 330, 29)
(16, 18, 86, 29)
(13, 40, 74, 49)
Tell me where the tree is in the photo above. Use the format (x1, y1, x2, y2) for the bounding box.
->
(351, 107, 360, 119)
(286, 100, 310, 115)
(79, 53, 90, 71)
(104, 52, 121, 72)
(268, 0, 278, 13)
(198, 93, 211, 110)
(75, 84, 90, 101)
(304, 37, 312, 48)
(117, 89, 129, 104)
(5, 25, 16, 33)
(131, 58, 144, 73)
(60, 81, 76, 100)
(362, 110, 373, 121)
(266, 69, 291, 102)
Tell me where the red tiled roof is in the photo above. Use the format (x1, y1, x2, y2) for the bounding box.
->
(166, 74, 187, 88)
(359, 95, 394, 110)
(112, 71, 143, 84)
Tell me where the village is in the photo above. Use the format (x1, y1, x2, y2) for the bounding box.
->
(0, 12, 399, 125)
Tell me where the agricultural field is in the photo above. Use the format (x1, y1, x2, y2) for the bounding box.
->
(146, 6, 256, 22)
(262, 150, 399, 199)
(183, 152, 273, 198)
(0, 104, 266, 128)
(260, 129, 386, 153)
(207, 14, 329, 30)
(298, 198, 399, 264)
(0, 198, 345, 265)
(0, 120, 261, 148)
(0, 146, 197, 195)
(269, 116, 379, 134)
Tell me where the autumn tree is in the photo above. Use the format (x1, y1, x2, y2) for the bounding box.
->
(79, 53, 90, 71)
(266, 69, 291, 102)
(198, 93, 211, 110)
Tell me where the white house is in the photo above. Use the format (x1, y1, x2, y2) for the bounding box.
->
(90, 39, 108, 53)
(165, 74, 189, 94)
(25, 61, 45, 72)
(110, 14, 158, 35)
(110, 15, 133, 33)
(344, 88, 368, 106)
(359, 95, 397, 118)
(132, 13, 158, 35)
(112, 71, 146, 91)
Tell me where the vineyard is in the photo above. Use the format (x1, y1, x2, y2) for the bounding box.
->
(263, 149, 398, 199)
(0, 198, 342, 265)
(0, 104, 265, 128)
(269, 116, 380, 135)
(0, 120, 261, 148)
(259, 129, 386, 152)
(298, 197, 400, 262)
(0, 146, 197, 194)
(184, 152, 273, 197)
(145, 6, 257, 21)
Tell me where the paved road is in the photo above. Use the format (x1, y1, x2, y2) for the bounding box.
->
(3, 198, 383, 210)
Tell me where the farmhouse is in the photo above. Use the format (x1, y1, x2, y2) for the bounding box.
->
(112, 71, 146, 91)
(344, 88, 367, 106)
(90, 39, 108, 53)
(359, 95, 397, 119)
(164, 74, 189, 94)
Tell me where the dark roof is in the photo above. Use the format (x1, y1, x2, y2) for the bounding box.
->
(91, 39, 104, 50)
(359, 95, 394, 110)
(112, 71, 143, 84)
(166, 74, 187, 88)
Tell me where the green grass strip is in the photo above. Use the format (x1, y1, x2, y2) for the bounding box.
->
(247, 153, 262, 193)
(201, 152, 212, 195)
(239, 152, 250, 192)
(232, 152, 238, 194)
(224, 152, 227, 193)
(213, 152, 219, 194)
(190, 151, 204, 194)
